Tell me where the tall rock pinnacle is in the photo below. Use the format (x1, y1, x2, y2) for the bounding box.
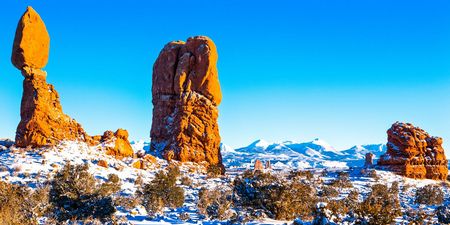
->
(151, 36, 223, 169)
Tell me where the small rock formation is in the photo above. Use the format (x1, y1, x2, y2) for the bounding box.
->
(265, 160, 272, 170)
(99, 129, 134, 157)
(97, 159, 108, 168)
(150, 36, 223, 168)
(364, 153, 374, 168)
(378, 122, 448, 180)
(11, 7, 133, 158)
(254, 159, 264, 172)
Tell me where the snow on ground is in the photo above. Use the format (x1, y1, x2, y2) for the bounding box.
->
(0, 140, 448, 224)
(222, 138, 386, 170)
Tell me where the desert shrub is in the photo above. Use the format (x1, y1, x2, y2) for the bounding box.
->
(0, 181, 38, 225)
(49, 163, 118, 222)
(415, 184, 444, 205)
(319, 185, 339, 198)
(356, 183, 401, 225)
(207, 164, 224, 178)
(114, 195, 140, 211)
(98, 174, 122, 196)
(361, 169, 378, 180)
(288, 170, 314, 181)
(140, 165, 184, 214)
(326, 190, 359, 223)
(180, 176, 193, 186)
(311, 202, 333, 225)
(233, 170, 317, 220)
(178, 212, 190, 221)
(134, 174, 144, 186)
(198, 186, 234, 220)
(405, 208, 432, 225)
(436, 205, 450, 224)
(330, 172, 353, 189)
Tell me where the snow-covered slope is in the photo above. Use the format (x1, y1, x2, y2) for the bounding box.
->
(222, 138, 386, 170)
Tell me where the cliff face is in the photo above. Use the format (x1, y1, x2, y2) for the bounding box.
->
(378, 122, 448, 180)
(151, 36, 223, 168)
(11, 7, 133, 157)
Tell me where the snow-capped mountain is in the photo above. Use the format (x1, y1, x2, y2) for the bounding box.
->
(222, 138, 386, 170)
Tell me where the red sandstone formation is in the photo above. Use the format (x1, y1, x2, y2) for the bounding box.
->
(254, 159, 264, 172)
(378, 122, 448, 180)
(11, 6, 133, 157)
(99, 129, 134, 157)
(12, 7, 90, 148)
(150, 36, 223, 168)
(265, 160, 272, 170)
(364, 153, 374, 168)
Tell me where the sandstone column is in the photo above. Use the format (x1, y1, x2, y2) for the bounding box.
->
(151, 36, 223, 169)
(12, 6, 90, 147)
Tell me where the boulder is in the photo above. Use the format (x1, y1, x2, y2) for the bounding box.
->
(12, 6, 50, 70)
(150, 36, 223, 168)
(101, 129, 134, 157)
(97, 159, 108, 168)
(378, 122, 448, 180)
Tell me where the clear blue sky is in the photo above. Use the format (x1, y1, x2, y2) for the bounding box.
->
(1, 0, 449, 151)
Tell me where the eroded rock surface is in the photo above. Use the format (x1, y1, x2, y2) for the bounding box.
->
(12, 6, 50, 70)
(12, 7, 133, 157)
(378, 122, 448, 180)
(12, 7, 88, 147)
(151, 36, 223, 168)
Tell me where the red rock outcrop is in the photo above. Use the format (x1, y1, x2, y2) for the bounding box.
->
(378, 122, 448, 180)
(150, 36, 223, 169)
(12, 7, 90, 147)
(253, 159, 264, 172)
(364, 153, 374, 168)
(100, 129, 134, 157)
(11, 7, 133, 158)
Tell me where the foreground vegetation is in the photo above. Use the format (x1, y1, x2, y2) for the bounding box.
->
(0, 162, 449, 224)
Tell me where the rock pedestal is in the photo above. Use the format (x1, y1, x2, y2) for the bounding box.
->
(12, 7, 89, 147)
(11, 6, 133, 158)
(378, 122, 448, 180)
(150, 36, 223, 168)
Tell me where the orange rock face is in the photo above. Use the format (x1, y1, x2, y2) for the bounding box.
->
(101, 129, 134, 157)
(12, 7, 134, 158)
(378, 122, 448, 180)
(254, 159, 264, 172)
(12, 6, 50, 70)
(151, 36, 223, 168)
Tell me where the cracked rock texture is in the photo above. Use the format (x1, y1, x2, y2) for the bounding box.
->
(378, 122, 448, 180)
(151, 36, 223, 169)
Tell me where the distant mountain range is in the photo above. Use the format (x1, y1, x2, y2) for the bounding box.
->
(221, 138, 386, 170)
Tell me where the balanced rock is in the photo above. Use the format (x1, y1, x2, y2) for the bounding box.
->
(378, 122, 448, 180)
(12, 7, 89, 148)
(11, 7, 134, 158)
(12, 6, 50, 70)
(150, 36, 223, 168)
